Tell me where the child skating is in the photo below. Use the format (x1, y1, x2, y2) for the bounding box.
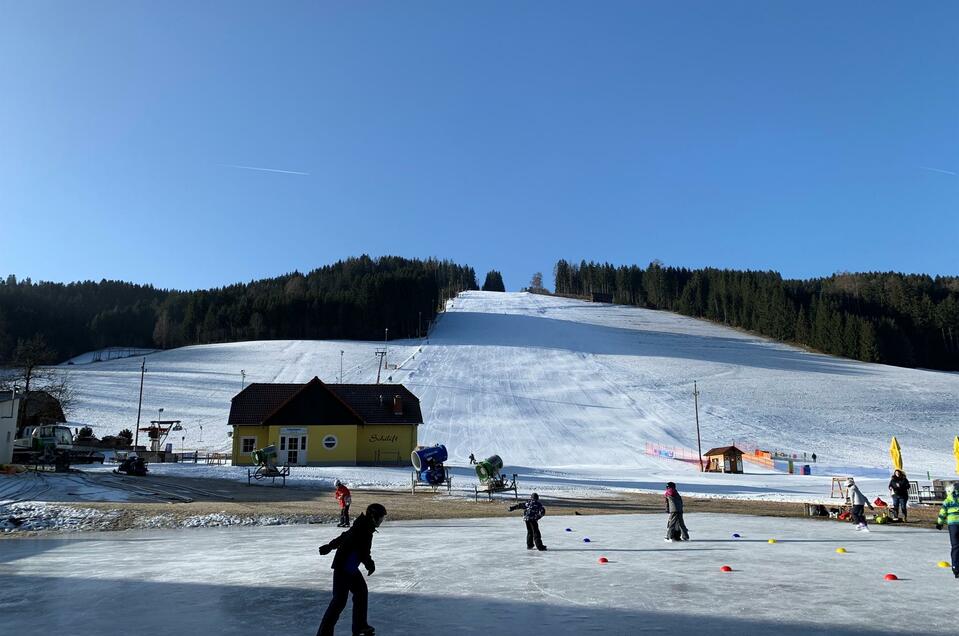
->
(936, 482, 959, 578)
(508, 492, 547, 551)
(845, 477, 874, 531)
(334, 479, 352, 528)
(664, 482, 689, 542)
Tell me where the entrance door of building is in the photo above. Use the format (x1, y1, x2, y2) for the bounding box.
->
(279, 428, 308, 465)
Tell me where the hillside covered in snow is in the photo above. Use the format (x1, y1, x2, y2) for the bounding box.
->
(62, 291, 959, 477)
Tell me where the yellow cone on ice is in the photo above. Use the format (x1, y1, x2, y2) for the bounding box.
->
(938, 561, 950, 568)
(836, 547, 847, 554)
(768, 539, 777, 544)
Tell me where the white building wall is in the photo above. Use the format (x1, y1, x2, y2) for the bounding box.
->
(0, 397, 20, 464)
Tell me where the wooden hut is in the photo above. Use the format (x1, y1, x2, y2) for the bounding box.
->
(703, 446, 744, 474)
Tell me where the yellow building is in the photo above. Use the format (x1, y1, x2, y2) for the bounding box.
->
(229, 377, 421, 466)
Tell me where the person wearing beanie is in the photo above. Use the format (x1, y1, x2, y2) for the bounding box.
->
(508, 492, 547, 551)
(334, 479, 352, 528)
(664, 482, 689, 542)
(317, 503, 387, 636)
(845, 477, 874, 531)
(936, 483, 959, 578)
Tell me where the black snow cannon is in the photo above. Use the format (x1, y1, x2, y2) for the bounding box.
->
(411, 444, 449, 485)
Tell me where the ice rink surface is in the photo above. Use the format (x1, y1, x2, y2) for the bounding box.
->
(3, 513, 955, 635)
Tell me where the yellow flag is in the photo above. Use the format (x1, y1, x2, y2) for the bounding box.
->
(953, 436, 959, 475)
(889, 436, 902, 471)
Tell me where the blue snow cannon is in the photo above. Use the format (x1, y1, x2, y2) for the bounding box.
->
(412, 445, 448, 471)
(411, 445, 449, 485)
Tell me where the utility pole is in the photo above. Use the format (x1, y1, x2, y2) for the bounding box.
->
(134, 358, 146, 449)
(339, 350, 344, 383)
(418, 311, 422, 339)
(374, 349, 387, 384)
(384, 328, 389, 368)
(693, 381, 703, 472)
(241, 369, 246, 390)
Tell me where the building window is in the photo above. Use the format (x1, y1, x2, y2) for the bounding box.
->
(323, 435, 338, 450)
(241, 437, 256, 453)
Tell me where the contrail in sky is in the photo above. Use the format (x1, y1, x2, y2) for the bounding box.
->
(919, 166, 957, 176)
(220, 163, 310, 176)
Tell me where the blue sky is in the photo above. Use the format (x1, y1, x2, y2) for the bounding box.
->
(1, 1, 956, 291)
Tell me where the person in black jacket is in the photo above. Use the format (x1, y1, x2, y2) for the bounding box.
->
(664, 482, 689, 542)
(316, 503, 387, 636)
(888, 470, 910, 522)
(509, 493, 547, 551)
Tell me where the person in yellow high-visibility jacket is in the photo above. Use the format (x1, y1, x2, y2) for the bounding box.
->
(936, 483, 959, 578)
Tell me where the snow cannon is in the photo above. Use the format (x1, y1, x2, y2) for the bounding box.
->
(251, 445, 278, 468)
(475, 455, 504, 482)
(412, 445, 448, 471)
(411, 444, 449, 485)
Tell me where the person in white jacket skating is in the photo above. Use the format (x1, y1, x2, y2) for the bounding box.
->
(845, 477, 874, 530)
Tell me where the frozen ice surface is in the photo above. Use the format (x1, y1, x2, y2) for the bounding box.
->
(2, 513, 954, 635)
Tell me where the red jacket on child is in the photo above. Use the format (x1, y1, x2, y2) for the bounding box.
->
(334, 484, 352, 509)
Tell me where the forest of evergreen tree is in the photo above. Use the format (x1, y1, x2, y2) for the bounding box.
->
(0, 256, 478, 364)
(553, 259, 959, 371)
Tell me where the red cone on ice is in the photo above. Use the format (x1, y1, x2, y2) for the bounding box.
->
(598, 557, 609, 564)
(884, 573, 898, 581)
(720, 565, 733, 572)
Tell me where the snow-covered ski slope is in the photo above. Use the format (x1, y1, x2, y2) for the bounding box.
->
(64, 291, 959, 476)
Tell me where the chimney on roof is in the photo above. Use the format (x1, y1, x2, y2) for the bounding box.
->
(393, 395, 403, 415)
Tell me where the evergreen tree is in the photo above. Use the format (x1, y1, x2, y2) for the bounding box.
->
(549, 259, 959, 370)
(481, 270, 506, 292)
(0, 256, 479, 362)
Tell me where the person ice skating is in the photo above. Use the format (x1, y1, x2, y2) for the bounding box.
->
(334, 480, 352, 528)
(508, 492, 547, 550)
(936, 483, 959, 578)
(845, 477, 874, 530)
(316, 503, 387, 636)
(888, 469, 910, 522)
(664, 482, 689, 542)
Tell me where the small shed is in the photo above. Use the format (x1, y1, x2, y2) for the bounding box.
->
(703, 446, 744, 474)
